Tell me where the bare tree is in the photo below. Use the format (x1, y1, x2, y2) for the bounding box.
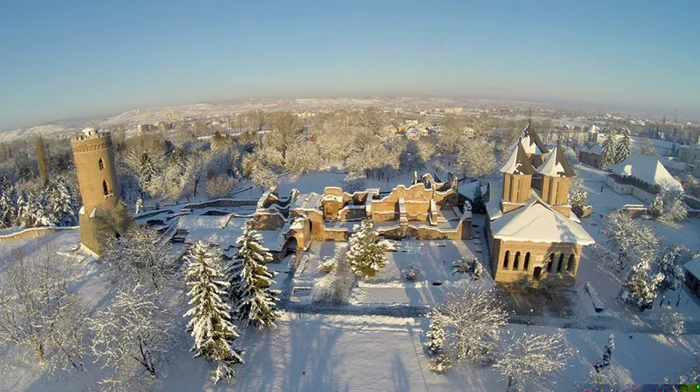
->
(0, 246, 86, 371)
(89, 285, 173, 390)
(266, 112, 304, 160)
(456, 138, 498, 179)
(433, 284, 508, 364)
(494, 331, 573, 391)
(100, 228, 177, 291)
(35, 136, 49, 185)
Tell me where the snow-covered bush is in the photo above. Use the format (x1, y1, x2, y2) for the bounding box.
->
(620, 262, 664, 311)
(660, 312, 685, 336)
(428, 353, 452, 374)
(571, 190, 587, 218)
(318, 257, 337, 273)
(650, 195, 664, 218)
(657, 244, 694, 295)
(347, 219, 390, 278)
(402, 265, 419, 281)
(452, 258, 482, 280)
(594, 334, 615, 372)
(311, 247, 355, 304)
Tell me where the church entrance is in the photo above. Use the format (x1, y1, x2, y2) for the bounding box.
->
(533, 267, 542, 281)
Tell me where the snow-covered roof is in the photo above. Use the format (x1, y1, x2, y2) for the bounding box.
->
(660, 158, 687, 172)
(536, 147, 575, 177)
(516, 121, 549, 155)
(490, 199, 594, 245)
(684, 256, 700, 280)
(291, 192, 322, 210)
(609, 155, 683, 192)
(580, 144, 602, 155)
(500, 142, 536, 175)
(457, 180, 486, 200)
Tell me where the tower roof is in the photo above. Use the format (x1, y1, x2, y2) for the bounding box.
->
(500, 141, 536, 175)
(518, 120, 549, 155)
(536, 147, 575, 177)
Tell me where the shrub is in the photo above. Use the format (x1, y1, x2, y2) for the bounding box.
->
(428, 353, 452, 374)
(402, 265, 419, 281)
(318, 257, 337, 273)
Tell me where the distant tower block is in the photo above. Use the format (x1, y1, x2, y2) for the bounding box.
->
(71, 128, 135, 255)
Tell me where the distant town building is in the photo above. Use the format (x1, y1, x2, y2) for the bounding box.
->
(444, 108, 463, 114)
(578, 144, 602, 168)
(71, 129, 135, 254)
(485, 121, 594, 287)
(607, 155, 684, 203)
(137, 123, 157, 136)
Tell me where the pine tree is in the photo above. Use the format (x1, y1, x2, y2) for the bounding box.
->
(46, 178, 77, 226)
(620, 258, 664, 311)
(228, 223, 281, 329)
(347, 218, 390, 278)
(184, 242, 243, 383)
(425, 309, 446, 354)
(571, 190, 588, 218)
(594, 334, 615, 372)
(600, 128, 618, 170)
(616, 128, 632, 164)
(472, 182, 486, 214)
(15, 190, 28, 227)
(0, 180, 17, 228)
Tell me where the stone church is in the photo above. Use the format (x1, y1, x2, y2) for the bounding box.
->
(485, 122, 594, 287)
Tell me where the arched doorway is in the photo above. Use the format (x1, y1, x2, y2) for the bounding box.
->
(533, 266, 542, 281)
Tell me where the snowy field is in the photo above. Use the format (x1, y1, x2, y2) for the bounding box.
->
(4, 163, 700, 391)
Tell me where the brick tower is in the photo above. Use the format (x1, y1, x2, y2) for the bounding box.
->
(71, 128, 135, 254)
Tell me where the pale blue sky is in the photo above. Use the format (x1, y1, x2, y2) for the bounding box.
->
(1, 1, 699, 129)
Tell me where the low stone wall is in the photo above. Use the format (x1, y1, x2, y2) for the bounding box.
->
(0, 226, 78, 243)
(183, 199, 258, 210)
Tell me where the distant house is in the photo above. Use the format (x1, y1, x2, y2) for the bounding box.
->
(578, 144, 602, 168)
(684, 256, 700, 298)
(607, 155, 684, 203)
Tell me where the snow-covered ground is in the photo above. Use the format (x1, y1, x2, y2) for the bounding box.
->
(4, 163, 700, 391)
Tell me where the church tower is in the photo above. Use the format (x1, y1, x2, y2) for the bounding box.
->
(536, 146, 575, 216)
(500, 141, 535, 212)
(71, 128, 135, 255)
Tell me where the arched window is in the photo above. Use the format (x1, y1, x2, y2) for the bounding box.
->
(503, 251, 510, 270)
(98, 158, 104, 170)
(103, 180, 109, 196)
(547, 254, 554, 272)
(524, 252, 531, 271)
(567, 254, 576, 273)
(557, 254, 565, 273)
(513, 252, 520, 270)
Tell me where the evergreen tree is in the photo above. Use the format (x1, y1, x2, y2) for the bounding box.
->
(347, 218, 390, 278)
(594, 334, 615, 372)
(46, 178, 78, 226)
(472, 182, 486, 214)
(425, 309, 446, 355)
(15, 190, 28, 226)
(616, 128, 632, 163)
(184, 242, 243, 383)
(620, 257, 664, 311)
(600, 128, 618, 170)
(571, 190, 588, 218)
(0, 180, 17, 228)
(228, 223, 281, 329)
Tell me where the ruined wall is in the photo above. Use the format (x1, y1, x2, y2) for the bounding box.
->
(249, 212, 286, 230)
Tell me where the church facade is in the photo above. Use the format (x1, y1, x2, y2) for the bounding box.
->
(485, 122, 594, 287)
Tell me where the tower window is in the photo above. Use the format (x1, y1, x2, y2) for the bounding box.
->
(98, 158, 104, 170)
(103, 180, 109, 196)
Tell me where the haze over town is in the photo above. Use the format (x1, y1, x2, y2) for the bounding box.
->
(2, 2, 700, 392)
